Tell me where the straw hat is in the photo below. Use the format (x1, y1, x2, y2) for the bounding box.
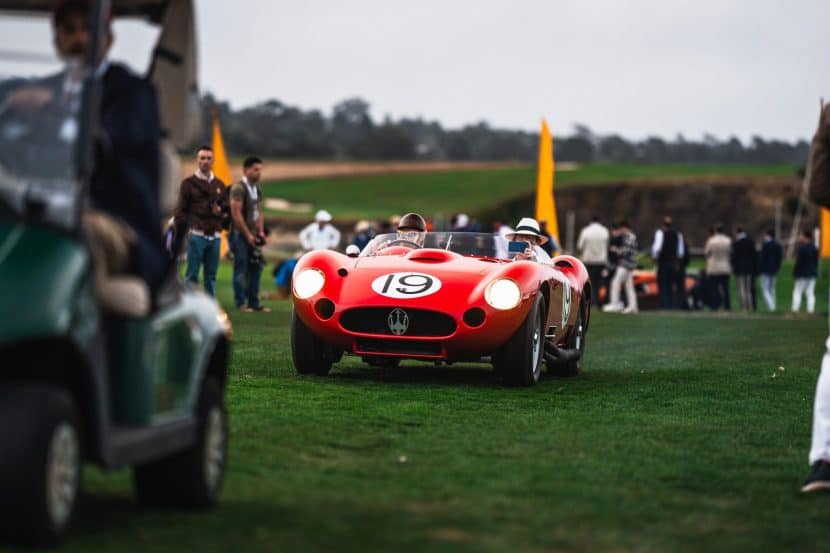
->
(506, 217, 548, 245)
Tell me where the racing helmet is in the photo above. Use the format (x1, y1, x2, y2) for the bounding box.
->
(396, 212, 427, 246)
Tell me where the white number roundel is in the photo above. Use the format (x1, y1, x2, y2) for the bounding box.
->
(371, 272, 442, 299)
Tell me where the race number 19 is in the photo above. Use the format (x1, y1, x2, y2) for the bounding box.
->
(371, 272, 442, 299)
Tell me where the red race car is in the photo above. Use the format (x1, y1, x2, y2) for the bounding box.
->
(290, 232, 592, 386)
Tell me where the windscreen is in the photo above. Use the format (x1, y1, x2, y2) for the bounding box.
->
(360, 232, 512, 260)
(0, 14, 83, 229)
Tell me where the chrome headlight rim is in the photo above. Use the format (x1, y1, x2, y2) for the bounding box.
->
(293, 268, 326, 299)
(485, 278, 522, 310)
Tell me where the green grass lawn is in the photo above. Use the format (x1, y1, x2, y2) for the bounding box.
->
(56, 261, 830, 552)
(262, 163, 798, 221)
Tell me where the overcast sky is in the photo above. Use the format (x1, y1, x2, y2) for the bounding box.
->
(191, 0, 830, 143)
(3, 1, 827, 143)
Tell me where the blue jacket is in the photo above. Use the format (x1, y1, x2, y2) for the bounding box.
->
(758, 239, 782, 275)
(793, 242, 819, 278)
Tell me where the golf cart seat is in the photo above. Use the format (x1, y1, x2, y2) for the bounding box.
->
(99, 275, 151, 317)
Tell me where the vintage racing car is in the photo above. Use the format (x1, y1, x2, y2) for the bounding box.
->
(290, 232, 591, 386)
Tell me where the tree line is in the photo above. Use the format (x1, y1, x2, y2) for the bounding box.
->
(201, 94, 809, 164)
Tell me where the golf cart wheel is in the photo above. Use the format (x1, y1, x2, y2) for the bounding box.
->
(134, 378, 227, 508)
(291, 309, 333, 375)
(0, 386, 81, 547)
(549, 302, 587, 377)
(493, 294, 545, 387)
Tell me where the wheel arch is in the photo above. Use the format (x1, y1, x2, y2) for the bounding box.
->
(539, 280, 552, 325)
(203, 335, 230, 391)
(581, 283, 592, 334)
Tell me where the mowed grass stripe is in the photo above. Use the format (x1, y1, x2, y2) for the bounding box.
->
(67, 262, 830, 552)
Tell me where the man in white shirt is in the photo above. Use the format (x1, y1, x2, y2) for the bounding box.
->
(577, 216, 610, 306)
(299, 210, 341, 251)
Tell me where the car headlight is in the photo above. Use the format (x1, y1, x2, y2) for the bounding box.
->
(293, 268, 325, 299)
(485, 278, 521, 310)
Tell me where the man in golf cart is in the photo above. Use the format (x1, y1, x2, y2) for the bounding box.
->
(5, 0, 166, 305)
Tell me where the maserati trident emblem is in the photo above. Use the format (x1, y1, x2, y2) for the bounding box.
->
(388, 308, 410, 335)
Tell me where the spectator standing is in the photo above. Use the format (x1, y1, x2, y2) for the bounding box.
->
(758, 229, 783, 311)
(651, 216, 686, 309)
(704, 225, 732, 310)
(538, 220, 560, 256)
(350, 220, 374, 251)
(731, 226, 757, 312)
(174, 146, 229, 297)
(603, 220, 639, 314)
(299, 210, 341, 251)
(452, 213, 472, 232)
(792, 230, 819, 313)
(229, 156, 270, 312)
(577, 216, 609, 306)
(676, 233, 692, 309)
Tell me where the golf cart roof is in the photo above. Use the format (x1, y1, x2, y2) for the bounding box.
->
(0, 0, 169, 21)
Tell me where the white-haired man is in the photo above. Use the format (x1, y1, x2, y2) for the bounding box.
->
(299, 209, 341, 251)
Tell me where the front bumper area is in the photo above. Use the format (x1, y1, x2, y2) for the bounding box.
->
(294, 297, 531, 363)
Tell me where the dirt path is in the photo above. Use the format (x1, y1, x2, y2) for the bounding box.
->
(179, 160, 530, 183)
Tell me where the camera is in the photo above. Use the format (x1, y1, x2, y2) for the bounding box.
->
(254, 235, 266, 247)
(250, 245, 264, 265)
(508, 240, 530, 254)
(213, 196, 231, 230)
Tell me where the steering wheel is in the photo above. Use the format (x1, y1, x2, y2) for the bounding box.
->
(385, 239, 421, 249)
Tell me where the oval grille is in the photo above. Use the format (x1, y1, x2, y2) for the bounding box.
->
(340, 307, 457, 337)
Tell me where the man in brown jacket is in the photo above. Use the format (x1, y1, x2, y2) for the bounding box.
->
(173, 146, 228, 296)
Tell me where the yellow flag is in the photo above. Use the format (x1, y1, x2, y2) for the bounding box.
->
(534, 119, 559, 247)
(821, 208, 830, 259)
(211, 111, 233, 256)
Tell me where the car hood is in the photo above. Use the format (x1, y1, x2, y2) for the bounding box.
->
(299, 248, 554, 308)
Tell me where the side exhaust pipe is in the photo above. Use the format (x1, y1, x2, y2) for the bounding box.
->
(544, 341, 581, 364)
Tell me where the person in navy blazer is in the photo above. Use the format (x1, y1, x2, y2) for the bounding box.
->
(757, 229, 782, 311)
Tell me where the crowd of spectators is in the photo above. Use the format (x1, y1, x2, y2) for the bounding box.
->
(573, 215, 821, 314)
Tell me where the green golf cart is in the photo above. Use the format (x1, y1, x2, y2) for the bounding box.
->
(0, 0, 231, 546)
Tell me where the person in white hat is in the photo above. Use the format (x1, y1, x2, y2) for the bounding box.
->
(506, 217, 552, 263)
(299, 209, 341, 251)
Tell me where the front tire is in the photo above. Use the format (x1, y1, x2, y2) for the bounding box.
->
(0, 386, 81, 547)
(134, 378, 228, 508)
(493, 294, 545, 386)
(291, 309, 334, 375)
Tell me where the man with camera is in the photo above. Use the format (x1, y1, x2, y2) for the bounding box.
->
(173, 145, 229, 297)
(229, 156, 270, 312)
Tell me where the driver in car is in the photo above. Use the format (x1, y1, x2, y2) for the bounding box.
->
(506, 217, 552, 264)
(5, 0, 167, 299)
(395, 212, 427, 247)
